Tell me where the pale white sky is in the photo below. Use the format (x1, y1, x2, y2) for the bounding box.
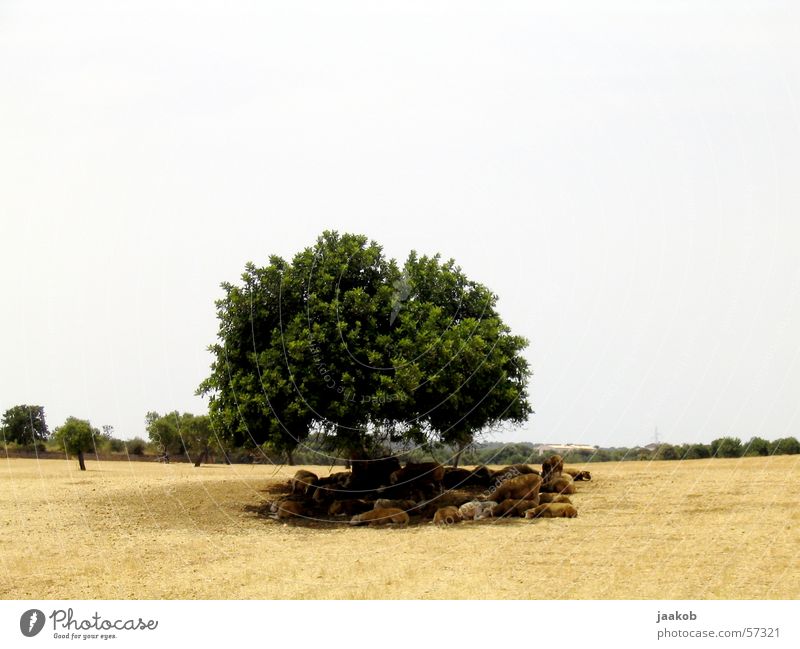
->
(2, 0, 799, 446)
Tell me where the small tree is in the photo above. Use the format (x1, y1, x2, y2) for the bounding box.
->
(53, 417, 98, 470)
(1, 405, 49, 446)
(95, 425, 126, 453)
(145, 411, 183, 461)
(125, 437, 148, 455)
(710, 436, 743, 458)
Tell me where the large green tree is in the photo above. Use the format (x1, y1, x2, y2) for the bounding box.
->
(1, 405, 49, 445)
(53, 417, 98, 470)
(198, 231, 532, 466)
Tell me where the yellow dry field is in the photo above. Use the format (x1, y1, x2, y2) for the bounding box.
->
(1, 455, 799, 599)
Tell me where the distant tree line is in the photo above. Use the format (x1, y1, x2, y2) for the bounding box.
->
(175, 432, 800, 465)
(356, 436, 800, 465)
(0, 404, 221, 470)
(648, 436, 800, 461)
(3, 404, 799, 469)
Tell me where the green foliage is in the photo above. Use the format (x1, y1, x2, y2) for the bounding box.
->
(180, 413, 213, 451)
(769, 437, 800, 455)
(1, 405, 49, 445)
(198, 231, 532, 460)
(125, 437, 148, 456)
(91, 425, 127, 454)
(107, 437, 126, 453)
(145, 411, 185, 456)
(53, 417, 97, 454)
(710, 436, 743, 458)
(681, 443, 711, 460)
(53, 417, 99, 469)
(655, 444, 679, 460)
(743, 436, 770, 457)
(478, 443, 536, 465)
(392, 253, 531, 456)
(145, 411, 215, 461)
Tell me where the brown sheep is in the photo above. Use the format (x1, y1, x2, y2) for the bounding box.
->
(290, 470, 318, 495)
(468, 465, 494, 486)
(314, 472, 351, 488)
(373, 498, 417, 512)
(417, 492, 473, 519)
(524, 503, 578, 519)
(348, 456, 401, 490)
(541, 475, 576, 495)
(350, 508, 410, 526)
(312, 471, 355, 502)
(564, 468, 592, 481)
(275, 500, 306, 519)
(541, 455, 564, 483)
(537, 493, 573, 504)
(491, 498, 540, 518)
(490, 499, 518, 518)
(311, 485, 331, 504)
(489, 467, 518, 482)
(491, 465, 540, 482)
(328, 499, 373, 516)
(390, 462, 445, 490)
(509, 463, 539, 475)
(442, 468, 475, 489)
(512, 499, 541, 516)
(432, 506, 462, 525)
(487, 473, 543, 502)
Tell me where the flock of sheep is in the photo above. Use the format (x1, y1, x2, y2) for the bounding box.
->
(262, 454, 591, 527)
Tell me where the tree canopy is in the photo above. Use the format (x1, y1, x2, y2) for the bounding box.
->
(145, 411, 215, 465)
(198, 231, 532, 463)
(53, 417, 98, 470)
(743, 436, 770, 457)
(710, 436, 743, 458)
(1, 404, 49, 445)
(770, 436, 800, 455)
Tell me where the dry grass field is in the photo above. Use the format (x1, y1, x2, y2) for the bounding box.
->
(1, 455, 798, 599)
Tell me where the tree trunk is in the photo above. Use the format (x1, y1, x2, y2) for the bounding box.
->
(77, 450, 86, 471)
(193, 446, 208, 467)
(453, 441, 468, 468)
(286, 449, 295, 466)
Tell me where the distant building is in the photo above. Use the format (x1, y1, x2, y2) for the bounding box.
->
(535, 443, 598, 454)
